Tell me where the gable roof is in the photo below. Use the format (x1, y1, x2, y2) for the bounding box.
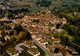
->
(52, 38, 61, 41)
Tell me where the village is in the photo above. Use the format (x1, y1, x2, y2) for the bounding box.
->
(0, 11, 75, 56)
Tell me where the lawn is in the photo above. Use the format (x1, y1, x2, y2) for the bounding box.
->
(19, 50, 32, 56)
(20, 45, 29, 50)
(20, 45, 32, 56)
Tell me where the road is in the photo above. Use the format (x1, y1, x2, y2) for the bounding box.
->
(15, 43, 24, 53)
(33, 39, 54, 56)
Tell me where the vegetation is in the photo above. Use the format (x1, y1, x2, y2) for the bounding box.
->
(20, 45, 29, 50)
(54, 48, 60, 53)
(33, 42, 46, 56)
(1, 0, 80, 55)
(33, 19, 40, 24)
(4, 8, 30, 19)
(1, 24, 32, 54)
(19, 50, 32, 56)
(1, 29, 5, 38)
(51, 3, 80, 54)
(36, 0, 51, 7)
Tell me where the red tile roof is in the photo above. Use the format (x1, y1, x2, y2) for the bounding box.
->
(52, 38, 61, 41)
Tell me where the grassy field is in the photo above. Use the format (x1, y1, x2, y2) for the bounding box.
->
(20, 45, 29, 50)
(8, 0, 80, 12)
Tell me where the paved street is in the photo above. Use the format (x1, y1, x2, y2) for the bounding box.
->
(15, 43, 24, 53)
(33, 39, 54, 56)
(15, 39, 54, 56)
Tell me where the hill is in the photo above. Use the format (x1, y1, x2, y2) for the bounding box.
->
(7, 0, 80, 11)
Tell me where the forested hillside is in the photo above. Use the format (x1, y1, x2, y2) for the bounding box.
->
(51, 1, 80, 54)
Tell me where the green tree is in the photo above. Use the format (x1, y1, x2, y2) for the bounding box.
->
(1, 29, 5, 37)
(54, 48, 60, 53)
(13, 30, 17, 36)
(5, 11, 9, 17)
(14, 24, 23, 34)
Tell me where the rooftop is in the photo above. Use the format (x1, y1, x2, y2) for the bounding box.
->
(24, 40, 33, 47)
(7, 48, 18, 55)
(28, 48, 39, 54)
(52, 38, 61, 41)
(40, 39, 47, 43)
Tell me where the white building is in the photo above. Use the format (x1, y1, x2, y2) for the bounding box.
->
(6, 48, 19, 56)
(27, 47, 40, 56)
(4, 35, 10, 41)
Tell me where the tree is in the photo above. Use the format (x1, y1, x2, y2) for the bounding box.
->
(22, 32, 27, 40)
(14, 24, 23, 34)
(6, 25, 11, 30)
(23, 30, 32, 40)
(54, 48, 60, 53)
(36, 0, 51, 7)
(56, 23, 62, 29)
(5, 10, 9, 17)
(26, 31, 32, 40)
(0, 25, 6, 30)
(48, 40, 52, 45)
(13, 30, 17, 36)
(8, 31, 13, 36)
(0, 36, 5, 43)
(18, 31, 23, 39)
(1, 29, 5, 37)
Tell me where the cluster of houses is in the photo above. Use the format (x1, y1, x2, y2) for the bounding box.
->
(0, 11, 73, 56)
(10, 12, 68, 56)
(11, 12, 66, 39)
(0, 17, 9, 21)
(37, 36, 71, 56)
(6, 40, 40, 56)
(24, 41, 40, 56)
(0, 2, 9, 10)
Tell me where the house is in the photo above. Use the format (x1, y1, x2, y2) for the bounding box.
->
(52, 38, 61, 45)
(54, 45, 71, 56)
(16, 19, 24, 24)
(12, 19, 17, 24)
(29, 16, 41, 20)
(24, 40, 33, 48)
(56, 29, 63, 33)
(9, 23, 15, 29)
(21, 22, 26, 26)
(49, 45, 71, 56)
(40, 39, 47, 43)
(54, 53, 63, 56)
(31, 35, 36, 39)
(62, 17, 67, 24)
(54, 17, 67, 24)
(50, 27, 55, 30)
(4, 35, 10, 41)
(1, 6, 6, 10)
(35, 35, 41, 41)
(31, 27, 37, 32)
(12, 19, 24, 24)
(6, 48, 19, 56)
(0, 17, 9, 21)
(67, 46, 78, 55)
(22, 16, 29, 21)
(39, 39, 48, 46)
(42, 26, 49, 34)
(27, 47, 40, 56)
